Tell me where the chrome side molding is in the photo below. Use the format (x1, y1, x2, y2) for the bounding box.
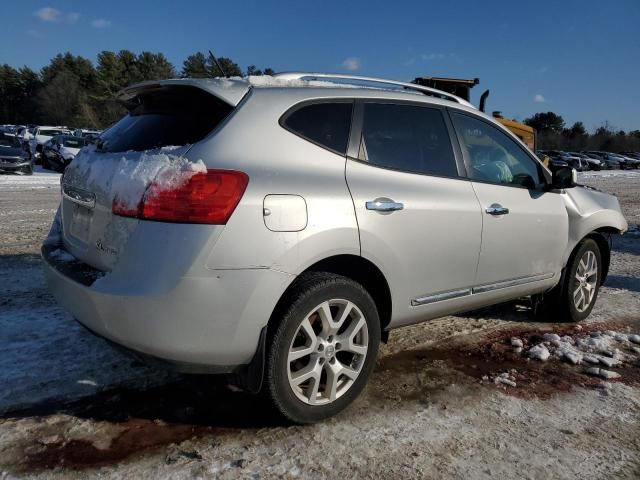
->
(411, 288, 471, 306)
(472, 273, 554, 294)
(411, 273, 554, 307)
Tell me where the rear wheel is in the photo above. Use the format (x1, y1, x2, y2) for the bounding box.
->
(537, 238, 602, 322)
(263, 273, 380, 424)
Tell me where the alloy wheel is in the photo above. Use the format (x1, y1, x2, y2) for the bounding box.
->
(287, 299, 369, 405)
(573, 250, 598, 313)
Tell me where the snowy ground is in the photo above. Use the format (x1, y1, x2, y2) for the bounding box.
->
(0, 169, 639, 479)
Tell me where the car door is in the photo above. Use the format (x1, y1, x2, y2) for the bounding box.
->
(449, 110, 568, 291)
(346, 101, 483, 327)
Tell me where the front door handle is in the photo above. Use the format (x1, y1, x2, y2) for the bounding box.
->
(485, 204, 509, 216)
(366, 198, 404, 212)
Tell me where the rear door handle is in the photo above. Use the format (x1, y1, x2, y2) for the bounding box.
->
(485, 204, 509, 216)
(366, 198, 404, 212)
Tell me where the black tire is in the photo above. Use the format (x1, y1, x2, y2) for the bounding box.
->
(22, 165, 33, 175)
(538, 238, 602, 322)
(41, 157, 49, 170)
(263, 272, 380, 424)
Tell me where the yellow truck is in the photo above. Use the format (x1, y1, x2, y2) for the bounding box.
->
(413, 76, 536, 150)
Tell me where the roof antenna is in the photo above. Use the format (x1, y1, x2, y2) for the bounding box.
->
(208, 50, 228, 78)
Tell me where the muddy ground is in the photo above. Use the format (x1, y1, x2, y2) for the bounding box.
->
(0, 169, 639, 479)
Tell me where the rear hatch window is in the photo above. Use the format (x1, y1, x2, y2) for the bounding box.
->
(98, 85, 234, 153)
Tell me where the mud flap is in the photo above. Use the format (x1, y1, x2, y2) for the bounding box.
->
(235, 327, 268, 394)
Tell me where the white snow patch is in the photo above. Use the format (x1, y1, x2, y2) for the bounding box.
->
(494, 372, 517, 387)
(248, 75, 357, 89)
(578, 170, 640, 180)
(0, 168, 61, 191)
(528, 344, 550, 361)
(585, 367, 621, 380)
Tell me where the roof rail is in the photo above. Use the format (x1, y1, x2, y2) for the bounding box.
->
(274, 72, 475, 108)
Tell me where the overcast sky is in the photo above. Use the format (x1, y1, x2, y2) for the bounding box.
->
(2, 0, 639, 130)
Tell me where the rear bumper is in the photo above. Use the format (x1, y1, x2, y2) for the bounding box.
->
(0, 161, 31, 171)
(42, 245, 294, 370)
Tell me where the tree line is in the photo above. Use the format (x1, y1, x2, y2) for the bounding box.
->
(524, 111, 640, 152)
(1, 51, 639, 152)
(0, 51, 274, 129)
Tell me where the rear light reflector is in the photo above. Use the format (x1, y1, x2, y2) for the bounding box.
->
(113, 169, 249, 224)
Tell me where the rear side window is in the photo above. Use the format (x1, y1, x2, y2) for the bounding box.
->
(359, 103, 457, 177)
(282, 102, 353, 155)
(98, 86, 233, 153)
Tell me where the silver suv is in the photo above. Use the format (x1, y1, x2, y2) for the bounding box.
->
(43, 73, 627, 423)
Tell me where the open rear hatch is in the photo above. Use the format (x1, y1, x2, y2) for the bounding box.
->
(58, 79, 248, 271)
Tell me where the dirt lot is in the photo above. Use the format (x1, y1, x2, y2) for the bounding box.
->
(0, 169, 639, 479)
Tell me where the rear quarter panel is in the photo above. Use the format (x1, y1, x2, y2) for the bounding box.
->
(183, 89, 360, 274)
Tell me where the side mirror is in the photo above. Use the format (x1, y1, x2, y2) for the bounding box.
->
(550, 166, 577, 189)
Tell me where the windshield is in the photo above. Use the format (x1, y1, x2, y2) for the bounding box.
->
(61, 137, 86, 148)
(38, 129, 66, 137)
(0, 134, 21, 148)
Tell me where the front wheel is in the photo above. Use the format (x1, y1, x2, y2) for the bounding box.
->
(538, 238, 602, 322)
(263, 273, 380, 424)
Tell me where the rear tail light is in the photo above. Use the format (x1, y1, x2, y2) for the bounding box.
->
(113, 169, 249, 224)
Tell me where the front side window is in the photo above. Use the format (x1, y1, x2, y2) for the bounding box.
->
(282, 102, 353, 155)
(359, 103, 457, 177)
(451, 112, 543, 189)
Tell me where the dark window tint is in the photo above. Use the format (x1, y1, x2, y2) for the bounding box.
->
(283, 102, 353, 154)
(360, 103, 457, 177)
(451, 112, 543, 189)
(97, 86, 233, 153)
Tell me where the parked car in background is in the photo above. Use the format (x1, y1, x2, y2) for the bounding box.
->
(43, 74, 627, 423)
(0, 133, 33, 175)
(549, 151, 588, 171)
(616, 154, 640, 169)
(41, 134, 88, 172)
(28, 126, 71, 162)
(580, 152, 609, 169)
(586, 151, 621, 169)
(73, 128, 102, 141)
(568, 152, 602, 170)
(603, 153, 638, 170)
(620, 152, 640, 161)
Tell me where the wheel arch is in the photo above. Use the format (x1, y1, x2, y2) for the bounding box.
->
(589, 229, 613, 283)
(269, 254, 392, 334)
(240, 254, 392, 394)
